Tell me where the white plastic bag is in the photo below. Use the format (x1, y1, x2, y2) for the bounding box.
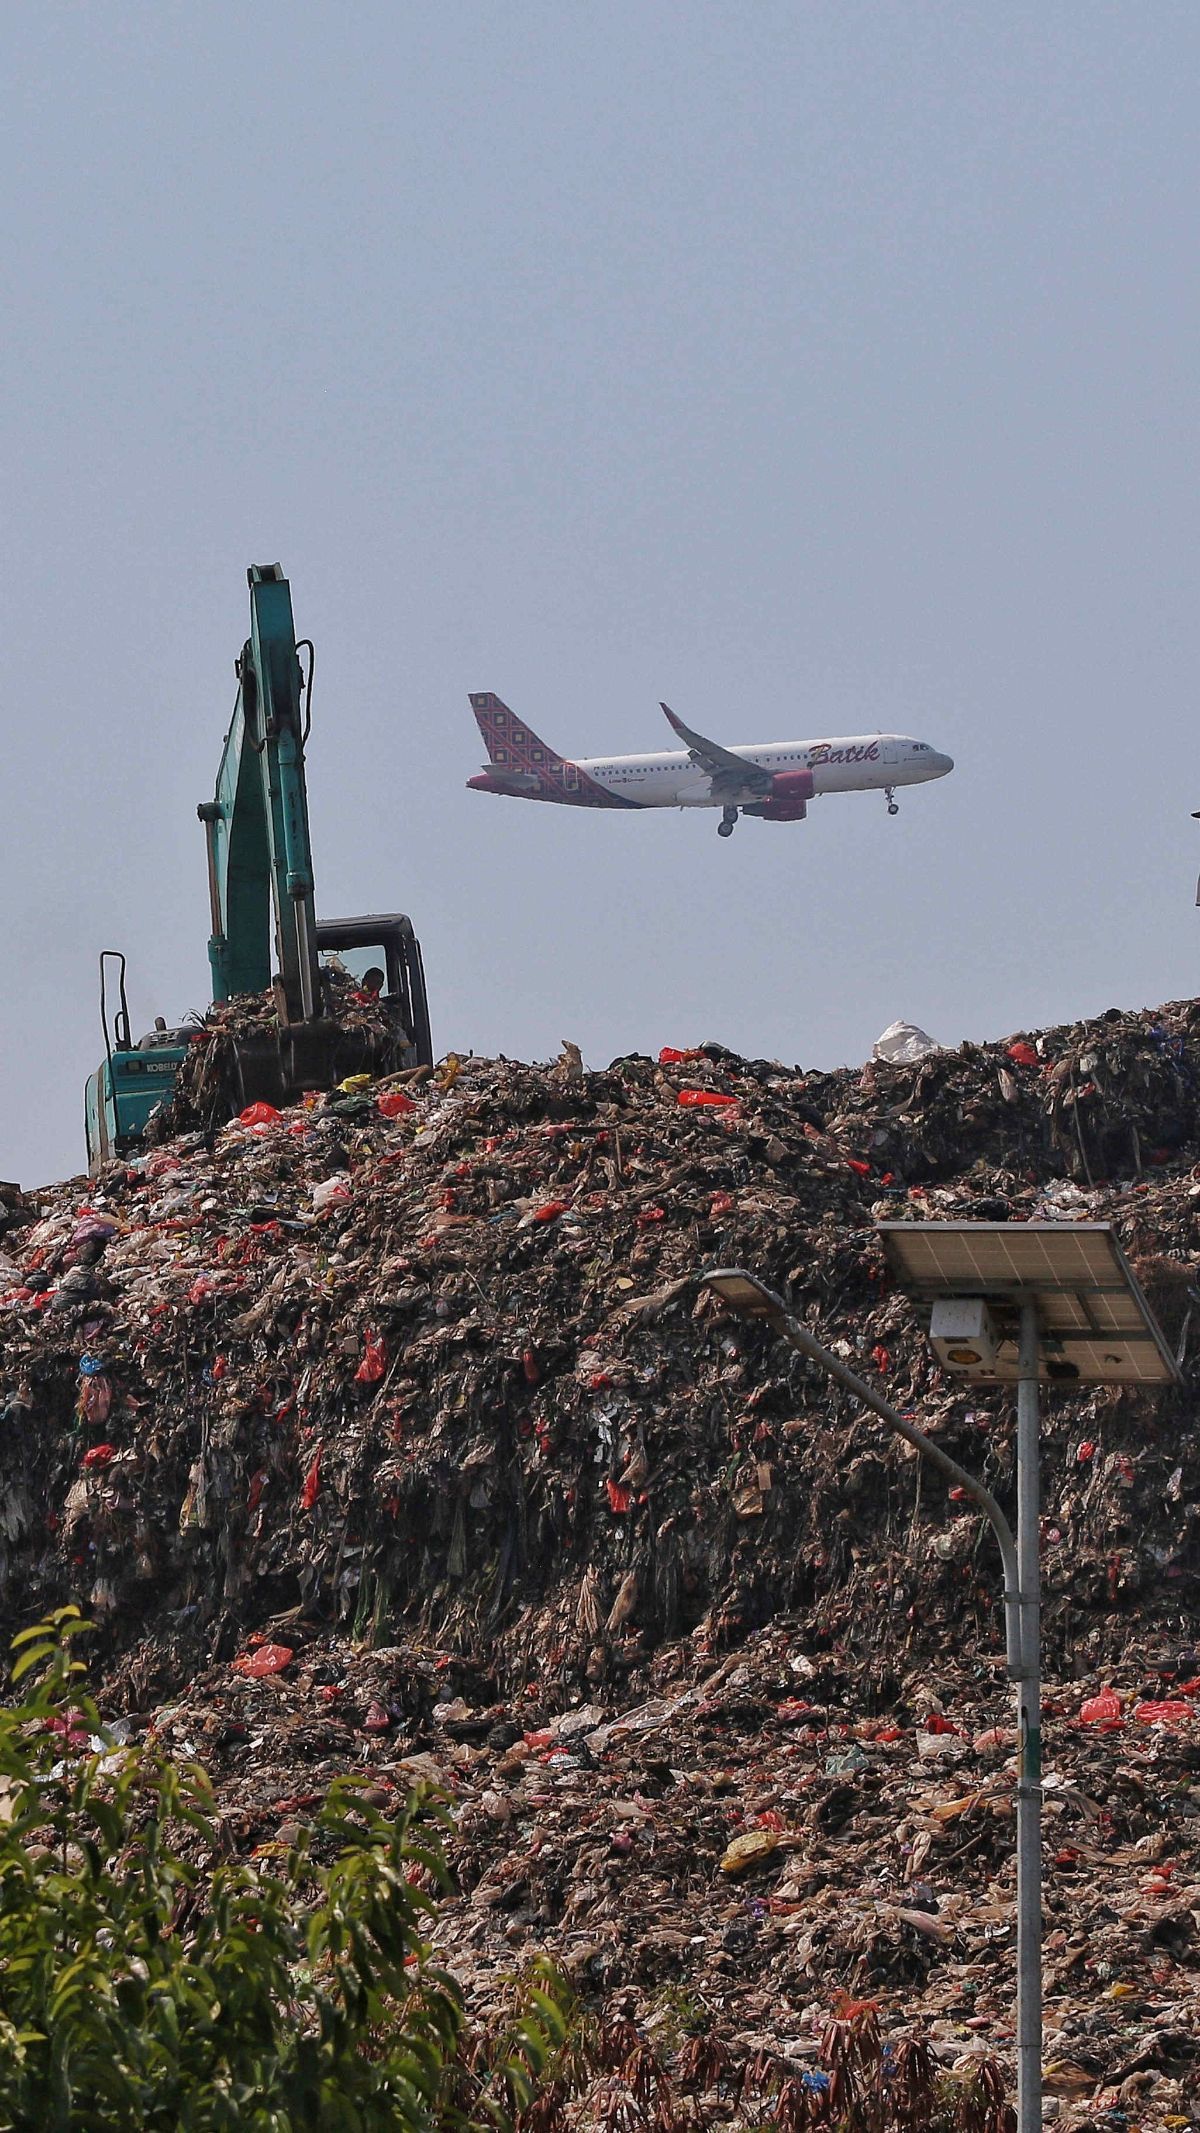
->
(872, 1021, 942, 1066)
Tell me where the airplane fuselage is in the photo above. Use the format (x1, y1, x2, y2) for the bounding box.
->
(469, 734, 952, 807)
(564, 735, 950, 807)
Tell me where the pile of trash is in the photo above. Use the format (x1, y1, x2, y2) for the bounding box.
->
(5, 990, 1200, 2124)
(148, 968, 414, 1137)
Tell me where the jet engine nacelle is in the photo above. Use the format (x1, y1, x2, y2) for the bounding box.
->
(744, 767, 815, 823)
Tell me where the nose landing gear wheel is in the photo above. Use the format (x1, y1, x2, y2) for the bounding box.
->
(718, 806, 738, 838)
(885, 786, 899, 817)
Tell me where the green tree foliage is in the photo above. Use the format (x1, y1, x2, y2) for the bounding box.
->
(0, 1610, 563, 2132)
(0, 1614, 1014, 2133)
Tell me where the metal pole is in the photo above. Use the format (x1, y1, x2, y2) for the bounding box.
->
(1015, 1301, 1043, 2133)
(702, 1270, 1036, 2119)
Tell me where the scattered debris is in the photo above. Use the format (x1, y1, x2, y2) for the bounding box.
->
(5, 989, 1200, 2124)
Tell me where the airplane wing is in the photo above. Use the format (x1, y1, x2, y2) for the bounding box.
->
(660, 703, 773, 798)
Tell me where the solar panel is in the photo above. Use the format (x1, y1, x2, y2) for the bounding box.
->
(877, 1222, 1180, 1386)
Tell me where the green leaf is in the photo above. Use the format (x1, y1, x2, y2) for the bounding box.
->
(9, 1646, 55, 1684)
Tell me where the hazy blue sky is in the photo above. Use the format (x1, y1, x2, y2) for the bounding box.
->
(2, 4, 1198, 1187)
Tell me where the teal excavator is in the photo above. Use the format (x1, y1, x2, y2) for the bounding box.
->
(85, 565, 432, 1169)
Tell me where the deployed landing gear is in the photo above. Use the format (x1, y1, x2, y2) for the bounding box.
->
(717, 806, 738, 839)
(885, 786, 899, 817)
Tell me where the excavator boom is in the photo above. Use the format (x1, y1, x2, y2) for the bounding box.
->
(198, 565, 320, 1021)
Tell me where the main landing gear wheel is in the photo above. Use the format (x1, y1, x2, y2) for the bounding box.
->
(717, 806, 738, 838)
(885, 787, 899, 817)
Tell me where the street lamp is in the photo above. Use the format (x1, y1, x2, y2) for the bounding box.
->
(703, 1225, 1179, 2133)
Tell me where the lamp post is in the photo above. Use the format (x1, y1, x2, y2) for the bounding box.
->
(876, 1219, 1178, 2133)
(700, 1268, 1036, 2124)
(704, 1229, 1179, 2133)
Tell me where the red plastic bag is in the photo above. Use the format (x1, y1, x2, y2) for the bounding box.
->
(232, 1643, 293, 1678)
(658, 1046, 705, 1064)
(606, 1479, 632, 1513)
(677, 1089, 738, 1108)
(355, 1335, 387, 1384)
(82, 1443, 117, 1469)
(377, 1089, 417, 1118)
(299, 1447, 322, 1509)
(532, 1200, 566, 1222)
(1006, 1042, 1039, 1067)
(1134, 1699, 1195, 1726)
(1079, 1688, 1124, 1727)
(238, 1101, 281, 1127)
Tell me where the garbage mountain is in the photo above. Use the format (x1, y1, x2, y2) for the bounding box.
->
(5, 993, 1200, 2127)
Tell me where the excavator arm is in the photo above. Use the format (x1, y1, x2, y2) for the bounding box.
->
(197, 565, 320, 1022)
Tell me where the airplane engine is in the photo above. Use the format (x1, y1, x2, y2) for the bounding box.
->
(744, 767, 815, 822)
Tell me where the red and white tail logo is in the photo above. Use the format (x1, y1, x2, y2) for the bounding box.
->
(467, 693, 635, 809)
(469, 692, 567, 771)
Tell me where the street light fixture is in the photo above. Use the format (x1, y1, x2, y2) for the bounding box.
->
(703, 1227, 1179, 2133)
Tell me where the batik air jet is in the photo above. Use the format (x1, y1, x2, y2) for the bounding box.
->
(466, 695, 953, 837)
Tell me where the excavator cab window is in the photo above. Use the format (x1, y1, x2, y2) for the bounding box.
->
(314, 915, 433, 1069)
(321, 945, 395, 996)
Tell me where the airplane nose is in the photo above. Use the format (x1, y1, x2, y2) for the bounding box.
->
(935, 752, 954, 777)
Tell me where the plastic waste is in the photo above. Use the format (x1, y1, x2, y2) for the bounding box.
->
(78, 1375, 112, 1427)
(872, 1020, 942, 1066)
(377, 1089, 418, 1118)
(299, 1447, 322, 1508)
(1079, 1688, 1124, 1727)
(231, 1643, 293, 1677)
(720, 1829, 781, 1875)
(311, 1175, 351, 1211)
(238, 1101, 281, 1128)
(355, 1335, 387, 1384)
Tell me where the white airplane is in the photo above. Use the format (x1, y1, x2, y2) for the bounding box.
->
(466, 695, 953, 837)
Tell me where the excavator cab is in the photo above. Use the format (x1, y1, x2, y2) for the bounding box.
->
(316, 914, 433, 1062)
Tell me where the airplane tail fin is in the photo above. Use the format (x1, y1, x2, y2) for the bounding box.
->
(467, 693, 637, 810)
(469, 693, 568, 772)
